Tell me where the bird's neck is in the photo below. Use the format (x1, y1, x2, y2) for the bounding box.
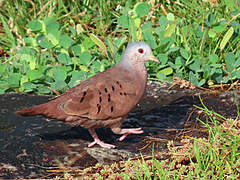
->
(118, 59, 148, 98)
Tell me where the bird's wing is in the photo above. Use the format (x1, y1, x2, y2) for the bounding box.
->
(59, 66, 140, 120)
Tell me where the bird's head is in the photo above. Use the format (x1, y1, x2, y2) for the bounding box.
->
(119, 42, 159, 66)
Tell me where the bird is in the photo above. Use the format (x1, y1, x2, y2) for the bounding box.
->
(15, 42, 159, 149)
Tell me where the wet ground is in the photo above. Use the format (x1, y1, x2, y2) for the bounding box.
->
(0, 81, 239, 178)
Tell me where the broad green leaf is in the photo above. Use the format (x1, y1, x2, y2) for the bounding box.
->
(189, 71, 198, 85)
(51, 80, 68, 91)
(26, 70, 44, 82)
(134, 2, 150, 18)
(159, 16, 168, 30)
(28, 20, 42, 32)
(118, 15, 129, 29)
(68, 71, 88, 88)
(52, 68, 67, 81)
(212, 24, 226, 33)
(209, 54, 219, 64)
(158, 67, 173, 76)
(180, 48, 189, 59)
(79, 51, 92, 65)
(59, 34, 73, 49)
(220, 26, 234, 51)
(57, 53, 71, 65)
(37, 86, 51, 94)
(38, 35, 54, 49)
(7, 73, 21, 88)
(72, 45, 82, 56)
(157, 54, 168, 65)
(189, 59, 201, 72)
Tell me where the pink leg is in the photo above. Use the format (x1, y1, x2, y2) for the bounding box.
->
(113, 127, 144, 141)
(88, 129, 115, 149)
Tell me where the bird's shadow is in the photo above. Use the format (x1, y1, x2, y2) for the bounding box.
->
(39, 126, 118, 144)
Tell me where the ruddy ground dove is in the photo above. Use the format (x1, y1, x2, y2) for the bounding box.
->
(15, 42, 159, 149)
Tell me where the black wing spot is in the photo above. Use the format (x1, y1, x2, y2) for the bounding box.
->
(83, 91, 87, 96)
(108, 94, 111, 102)
(97, 104, 101, 113)
(112, 86, 115, 91)
(123, 92, 127, 96)
(110, 106, 114, 112)
(80, 96, 84, 102)
(120, 92, 123, 95)
(116, 81, 122, 88)
(99, 96, 102, 103)
(98, 90, 102, 95)
(104, 88, 108, 93)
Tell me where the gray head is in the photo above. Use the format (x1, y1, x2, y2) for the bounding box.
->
(119, 42, 159, 67)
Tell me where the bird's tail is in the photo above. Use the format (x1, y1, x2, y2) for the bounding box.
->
(15, 104, 47, 116)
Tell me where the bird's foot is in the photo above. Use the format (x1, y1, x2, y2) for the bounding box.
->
(88, 139, 115, 149)
(88, 129, 115, 149)
(119, 128, 144, 141)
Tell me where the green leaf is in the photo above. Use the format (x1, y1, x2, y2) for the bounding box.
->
(45, 19, 59, 35)
(28, 20, 42, 32)
(118, 15, 129, 29)
(212, 24, 226, 33)
(51, 80, 68, 91)
(22, 82, 36, 92)
(59, 34, 73, 49)
(175, 57, 184, 69)
(220, 26, 234, 51)
(7, 73, 21, 88)
(158, 67, 173, 76)
(57, 53, 71, 65)
(209, 54, 219, 64)
(134, 2, 150, 18)
(52, 68, 67, 82)
(37, 85, 51, 94)
(72, 45, 82, 56)
(143, 31, 157, 49)
(234, 57, 240, 68)
(159, 16, 168, 30)
(68, 71, 88, 88)
(79, 51, 92, 65)
(189, 58, 201, 72)
(189, 71, 198, 85)
(38, 35, 54, 49)
(180, 48, 189, 59)
(157, 54, 168, 65)
(26, 70, 44, 82)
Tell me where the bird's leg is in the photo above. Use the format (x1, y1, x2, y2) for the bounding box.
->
(111, 127, 144, 141)
(88, 129, 115, 149)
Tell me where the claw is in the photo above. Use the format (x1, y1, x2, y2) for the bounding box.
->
(88, 129, 115, 149)
(118, 128, 144, 141)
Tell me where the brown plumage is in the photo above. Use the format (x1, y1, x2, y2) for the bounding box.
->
(15, 42, 159, 148)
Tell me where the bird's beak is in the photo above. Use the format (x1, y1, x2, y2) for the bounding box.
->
(148, 54, 160, 63)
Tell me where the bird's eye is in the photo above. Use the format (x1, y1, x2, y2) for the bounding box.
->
(138, 48, 144, 54)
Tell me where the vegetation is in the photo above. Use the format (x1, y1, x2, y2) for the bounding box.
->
(0, 0, 240, 179)
(0, 0, 239, 94)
